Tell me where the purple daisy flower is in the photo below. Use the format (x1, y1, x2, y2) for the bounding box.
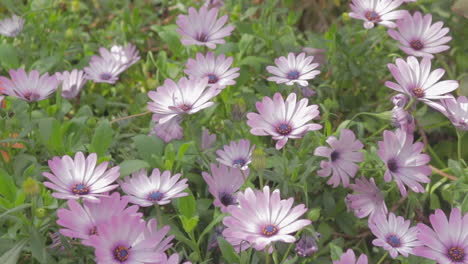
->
(160, 253, 192, 264)
(0, 15, 24, 37)
(349, 0, 407, 29)
(266, 53, 320, 87)
(147, 77, 221, 124)
(119, 169, 188, 207)
(84, 55, 126, 84)
(346, 177, 388, 220)
(150, 115, 184, 143)
(201, 128, 217, 150)
(184, 52, 240, 89)
(430, 96, 468, 131)
(0, 68, 59, 102)
(246, 93, 322, 150)
(388, 12, 451, 59)
(314, 129, 364, 187)
(414, 208, 468, 264)
(87, 214, 171, 264)
(43, 152, 120, 202)
(55, 69, 87, 99)
(202, 163, 246, 213)
(216, 139, 255, 170)
(385, 56, 459, 102)
(369, 212, 421, 258)
(57, 192, 139, 242)
(333, 249, 368, 264)
(106, 44, 141, 69)
(377, 129, 431, 196)
(176, 6, 235, 49)
(204, 0, 224, 9)
(222, 186, 311, 251)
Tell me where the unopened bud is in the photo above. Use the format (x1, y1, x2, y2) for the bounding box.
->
(35, 208, 47, 218)
(251, 148, 266, 172)
(22, 177, 40, 196)
(295, 235, 319, 257)
(232, 98, 247, 121)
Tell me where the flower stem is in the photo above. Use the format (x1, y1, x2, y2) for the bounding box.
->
(376, 251, 388, 264)
(110, 111, 151, 124)
(265, 248, 271, 264)
(258, 171, 264, 188)
(456, 130, 464, 162)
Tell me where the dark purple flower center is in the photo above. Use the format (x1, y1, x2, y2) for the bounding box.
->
(262, 224, 279, 237)
(207, 74, 219, 84)
(148, 191, 164, 202)
(448, 246, 465, 262)
(411, 87, 425, 98)
(330, 151, 340, 162)
(276, 123, 292, 135)
(287, 70, 300, 80)
(89, 226, 98, 235)
(23, 92, 39, 102)
(233, 158, 246, 167)
(196, 33, 208, 42)
(114, 246, 130, 262)
(386, 234, 401, 248)
(71, 183, 90, 195)
(387, 158, 399, 173)
(100, 73, 112, 80)
(219, 192, 235, 206)
(410, 39, 424, 51)
(179, 104, 192, 112)
(365, 11, 380, 22)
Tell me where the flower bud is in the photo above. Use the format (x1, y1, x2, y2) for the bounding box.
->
(35, 208, 47, 218)
(295, 235, 319, 257)
(251, 148, 266, 172)
(22, 177, 40, 196)
(232, 98, 247, 121)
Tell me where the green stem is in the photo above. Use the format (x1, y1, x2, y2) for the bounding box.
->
(155, 205, 163, 225)
(258, 171, 264, 188)
(280, 243, 295, 263)
(456, 130, 464, 162)
(189, 231, 202, 260)
(376, 251, 388, 264)
(240, 169, 248, 182)
(265, 248, 271, 264)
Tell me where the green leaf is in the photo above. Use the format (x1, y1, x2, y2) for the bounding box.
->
(37, 118, 63, 153)
(461, 195, 468, 214)
(329, 242, 343, 261)
(119, 160, 149, 177)
(217, 237, 240, 264)
(0, 204, 31, 220)
(177, 193, 196, 218)
(133, 135, 165, 164)
(0, 239, 28, 264)
(430, 192, 441, 210)
(28, 226, 48, 263)
(88, 120, 113, 156)
(179, 215, 199, 233)
(0, 169, 16, 202)
(0, 44, 19, 69)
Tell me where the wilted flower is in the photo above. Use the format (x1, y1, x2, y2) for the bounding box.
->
(119, 169, 188, 207)
(0, 15, 24, 37)
(266, 53, 320, 87)
(302, 47, 326, 66)
(151, 115, 184, 143)
(333, 249, 368, 264)
(201, 128, 217, 150)
(414, 208, 468, 264)
(184, 52, 240, 89)
(392, 106, 415, 134)
(43, 152, 120, 202)
(176, 6, 235, 49)
(346, 177, 388, 220)
(0, 69, 59, 102)
(202, 163, 246, 213)
(369, 212, 421, 258)
(55, 69, 87, 99)
(207, 225, 225, 251)
(301, 86, 316, 97)
(216, 139, 255, 170)
(388, 12, 451, 58)
(430, 96, 468, 131)
(223, 186, 311, 251)
(48, 232, 66, 251)
(349, 0, 406, 29)
(247, 93, 322, 150)
(295, 235, 318, 257)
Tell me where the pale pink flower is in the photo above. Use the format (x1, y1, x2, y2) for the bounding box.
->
(349, 0, 407, 29)
(266, 53, 320, 87)
(346, 177, 388, 220)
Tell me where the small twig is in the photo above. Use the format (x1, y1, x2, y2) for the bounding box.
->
(430, 165, 458, 181)
(110, 111, 151, 124)
(415, 118, 429, 149)
(390, 196, 407, 212)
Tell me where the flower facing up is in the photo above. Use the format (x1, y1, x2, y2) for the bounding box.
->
(202, 163, 246, 213)
(43, 152, 120, 202)
(349, 0, 406, 29)
(176, 6, 235, 49)
(223, 186, 311, 251)
(55, 69, 87, 99)
(87, 214, 168, 264)
(314, 129, 364, 187)
(377, 129, 431, 196)
(0, 68, 60, 102)
(430, 96, 468, 131)
(266, 53, 320, 87)
(346, 177, 388, 220)
(216, 139, 255, 170)
(369, 212, 421, 258)
(333, 249, 368, 264)
(150, 115, 184, 143)
(57, 192, 139, 242)
(119, 169, 188, 207)
(147, 77, 221, 124)
(388, 12, 451, 58)
(0, 15, 24, 37)
(385, 56, 458, 103)
(201, 128, 217, 150)
(414, 208, 468, 264)
(247, 93, 322, 150)
(184, 52, 240, 89)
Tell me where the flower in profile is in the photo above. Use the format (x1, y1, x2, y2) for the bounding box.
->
(333, 249, 368, 264)
(43, 152, 120, 202)
(55, 69, 87, 99)
(391, 94, 415, 134)
(430, 96, 468, 131)
(349, 0, 406, 29)
(216, 139, 255, 170)
(247, 93, 322, 150)
(184, 52, 240, 89)
(106, 44, 140, 69)
(0, 15, 24, 37)
(0, 69, 59, 102)
(119, 169, 188, 207)
(87, 214, 168, 264)
(147, 77, 221, 124)
(57, 192, 139, 241)
(295, 235, 318, 257)
(84, 55, 126, 84)
(314, 129, 364, 187)
(346, 177, 388, 220)
(223, 186, 311, 251)
(266, 53, 320, 87)
(204, 0, 224, 9)
(377, 129, 431, 196)
(176, 6, 235, 49)
(388, 12, 451, 58)
(369, 212, 421, 258)
(150, 115, 184, 143)
(385, 56, 458, 103)
(414, 208, 468, 264)
(202, 163, 246, 213)
(201, 128, 217, 150)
